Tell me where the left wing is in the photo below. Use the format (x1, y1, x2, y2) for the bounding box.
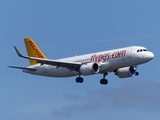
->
(8, 66, 37, 70)
(13, 46, 82, 71)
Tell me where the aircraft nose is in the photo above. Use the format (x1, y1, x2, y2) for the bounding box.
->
(146, 52, 154, 61)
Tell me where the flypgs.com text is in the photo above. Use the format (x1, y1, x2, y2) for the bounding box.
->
(90, 50, 126, 63)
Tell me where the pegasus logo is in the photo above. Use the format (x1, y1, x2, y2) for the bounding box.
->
(28, 40, 45, 58)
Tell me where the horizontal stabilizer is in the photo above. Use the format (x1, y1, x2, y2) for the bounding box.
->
(8, 66, 37, 70)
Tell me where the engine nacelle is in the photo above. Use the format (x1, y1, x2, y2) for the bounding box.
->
(116, 66, 137, 78)
(80, 63, 100, 75)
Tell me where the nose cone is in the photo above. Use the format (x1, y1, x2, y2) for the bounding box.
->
(148, 52, 154, 60)
(145, 52, 154, 61)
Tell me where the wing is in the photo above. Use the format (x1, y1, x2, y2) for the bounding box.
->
(8, 66, 37, 70)
(13, 46, 82, 71)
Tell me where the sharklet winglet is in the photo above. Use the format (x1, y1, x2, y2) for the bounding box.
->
(14, 46, 23, 57)
(13, 46, 28, 59)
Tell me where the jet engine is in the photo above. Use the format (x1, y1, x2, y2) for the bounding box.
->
(115, 66, 139, 78)
(80, 63, 100, 75)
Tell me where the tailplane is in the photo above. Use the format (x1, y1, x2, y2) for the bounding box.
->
(24, 38, 47, 65)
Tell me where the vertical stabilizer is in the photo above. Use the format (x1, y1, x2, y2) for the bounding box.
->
(24, 38, 47, 65)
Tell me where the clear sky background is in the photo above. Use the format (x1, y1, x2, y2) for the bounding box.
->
(0, 0, 160, 120)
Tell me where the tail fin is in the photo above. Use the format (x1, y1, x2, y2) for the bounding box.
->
(24, 38, 47, 65)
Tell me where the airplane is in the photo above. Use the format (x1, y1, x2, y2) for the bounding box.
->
(9, 38, 154, 85)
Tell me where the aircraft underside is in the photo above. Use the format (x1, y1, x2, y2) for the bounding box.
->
(24, 65, 140, 85)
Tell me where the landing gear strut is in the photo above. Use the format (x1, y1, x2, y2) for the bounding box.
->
(100, 72, 108, 85)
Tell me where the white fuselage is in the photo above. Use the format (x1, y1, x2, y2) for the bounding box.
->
(23, 46, 154, 77)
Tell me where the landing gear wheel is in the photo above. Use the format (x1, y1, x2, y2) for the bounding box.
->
(135, 72, 139, 76)
(100, 79, 108, 85)
(76, 77, 84, 83)
(100, 72, 108, 85)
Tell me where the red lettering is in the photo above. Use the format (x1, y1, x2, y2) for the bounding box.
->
(102, 54, 107, 63)
(90, 50, 126, 63)
(90, 54, 97, 62)
(32, 46, 36, 51)
(28, 40, 34, 47)
(35, 48, 39, 54)
(106, 53, 110, 60)
(112, 52, 115, 59)
(98, 54, 103, 63)
(37, 51, 41, 56)
(27, 40, 45, 58)
(115, 51, 120, 58)
(120, 50, 126, 57)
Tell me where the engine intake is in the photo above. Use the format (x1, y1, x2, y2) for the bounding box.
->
(80, 63, 100, 75)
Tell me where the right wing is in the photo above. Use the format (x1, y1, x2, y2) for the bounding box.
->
(13, 46, 82, 71)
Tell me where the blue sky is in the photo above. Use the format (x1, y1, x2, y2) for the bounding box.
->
(0, 0, 160, 120)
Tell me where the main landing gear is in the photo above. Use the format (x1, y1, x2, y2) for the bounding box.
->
(76, 76, 84, 83)
(100, 72, 108, 85)
(75, 72, 108, 85)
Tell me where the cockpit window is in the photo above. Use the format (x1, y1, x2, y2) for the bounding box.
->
(137, 49, 148, 52)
